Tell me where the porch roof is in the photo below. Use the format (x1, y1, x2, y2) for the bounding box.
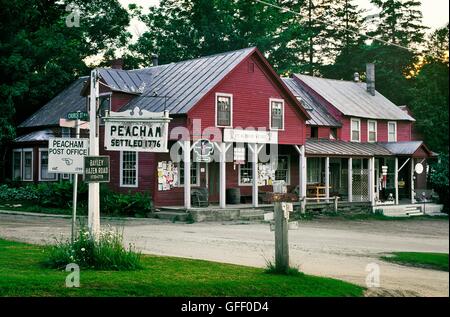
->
(13, 129, 55, 143)
(305, 139, 393, 157)
(378, 141, 435, 158)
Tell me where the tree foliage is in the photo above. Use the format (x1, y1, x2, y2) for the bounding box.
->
(0, 0, 131, 146)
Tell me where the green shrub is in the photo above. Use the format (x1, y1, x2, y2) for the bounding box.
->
(101, 187, 153, 217)
(43, 226, 142, 271)
(0, 184, 39, 202)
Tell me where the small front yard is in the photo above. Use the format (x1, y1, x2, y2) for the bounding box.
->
(0, 239, 364, 297)
(381, 252, 449, 272)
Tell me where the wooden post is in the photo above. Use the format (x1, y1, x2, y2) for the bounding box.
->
(184, 140, 191, 209)
(88, 69, 100, 237)
(274, 202, 289, 272)
(294, 145, 307, 214)
(251, 144, 259, 208)
(395, 157, 399, 205)
(369, 157, 375, 206)
(219, 142, 229, 209)
(348, 158, 353, 203)
(71, 118, 80, 244)
(334, 196, 338, 212)
(325, 157, 330, 202)
(411, 158, 415, 204)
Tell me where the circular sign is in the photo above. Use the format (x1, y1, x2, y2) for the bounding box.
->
(415, 163, 424, 175)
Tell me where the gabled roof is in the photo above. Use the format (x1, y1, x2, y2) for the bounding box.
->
(294, 74, 415, 122)
(122, 47, 256, 114)
(122, 48, 310, 119)
(14, 129, 55, 142)
(82, 69, 153, 95)
(19, 77, 88, 128)
(282, 78, 341, 127)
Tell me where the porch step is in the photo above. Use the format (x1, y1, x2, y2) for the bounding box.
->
(153, 211, 188, 222)
(238, 209, 267, 221)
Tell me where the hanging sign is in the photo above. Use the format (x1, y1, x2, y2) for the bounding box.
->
(193, 139, 214, 163)
(223, 128, 278, 144)
(48, 138, 89, 174)
(104, 107, 172, 152)
(415, 163, 424, 175)
(84, 156, 110, 183)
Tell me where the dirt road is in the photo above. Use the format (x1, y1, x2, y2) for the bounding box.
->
(0, 212, 448, 296)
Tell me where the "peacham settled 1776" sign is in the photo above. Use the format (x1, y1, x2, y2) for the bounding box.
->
(103, 107, 172, 153)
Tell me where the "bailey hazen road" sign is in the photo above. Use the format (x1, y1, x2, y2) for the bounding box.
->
(104, 107, 171, 153)
(84, 156, 110, 183)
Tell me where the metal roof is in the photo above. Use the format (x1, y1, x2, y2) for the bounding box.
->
(306, 139, 393, 157)
(98, 69, 153, 94)
(18, 77, 88, 128)
(14, 129, 55, 142)
(122, 47, 257, 114)
(378, 141, 430, 156)
(282, 78, 341, 127)
(295, 74, 415, 122)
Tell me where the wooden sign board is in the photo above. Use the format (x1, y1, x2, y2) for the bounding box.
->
(84, 156, 110, 183)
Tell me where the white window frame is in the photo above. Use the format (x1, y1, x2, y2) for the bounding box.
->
(38, 148, 57, 181)
(350, 118, 361, 142)
(367, 120, 377, 143)
(388, 121, 397, 142)
(120, 151, 139, 188)
(269, 98, 285, 131)
(176, 162, 201, 187)
(238, 161, 254, 186)
(274, 155, 290, 185)
(12, 148, 34, 182)
(215, 93, 233, 128)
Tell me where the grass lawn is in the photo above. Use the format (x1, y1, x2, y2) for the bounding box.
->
(381, 252, 449, 272)
(0, 239, 364, 297)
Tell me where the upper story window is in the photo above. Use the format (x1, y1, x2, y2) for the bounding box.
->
(12, 148, 33, 181)
(216, 93, 233, 127)
(99, 94, 111, 125)
(330, 128, 338, 140)
(310, 126, 318, 139)
(270, 99, 285, 130)
(351, 118, 361, 142)
(388, 121, 397, 142)
(367, 120, 377, 143)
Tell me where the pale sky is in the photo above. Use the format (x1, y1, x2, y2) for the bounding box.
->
(119, 0, 449, 41)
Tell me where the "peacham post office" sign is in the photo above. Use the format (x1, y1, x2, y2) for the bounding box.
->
(104, 107, 172, 153)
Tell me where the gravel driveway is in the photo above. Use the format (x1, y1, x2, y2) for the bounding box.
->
(0, 212, 448, 297)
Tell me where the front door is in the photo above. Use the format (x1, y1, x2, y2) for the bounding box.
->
(208, 162, 220, 203)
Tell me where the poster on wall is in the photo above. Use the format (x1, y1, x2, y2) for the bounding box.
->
(157, 161, 178, 191)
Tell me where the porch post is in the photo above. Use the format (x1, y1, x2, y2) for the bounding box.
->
(183, 140, 191, 209)
(348, 158, 353, 203)
(325, 157, 330, 202)
(394, 157, 399, 205)
(219, 142, 227, 209)
(411, 158, 415, 204)
(294, 145, 307, 213)
(369, 157, 375, 206)
(251, 143, 259, 208)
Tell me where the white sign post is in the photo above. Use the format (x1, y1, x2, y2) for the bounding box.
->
(50, 118, 89, 244)
(103, 107, 171, 152)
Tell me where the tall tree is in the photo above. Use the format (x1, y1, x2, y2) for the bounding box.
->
(0, 0, 131, 179)
(126, 0, 312, 75)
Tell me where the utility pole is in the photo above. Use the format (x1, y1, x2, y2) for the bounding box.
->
(88, 69, 100, 237)
(274, 201, 289, 272)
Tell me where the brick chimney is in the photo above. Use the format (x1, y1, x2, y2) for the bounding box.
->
(111, 58, 124, 70)
(152, 54, 159, 66)
(366, 63, 375, 96)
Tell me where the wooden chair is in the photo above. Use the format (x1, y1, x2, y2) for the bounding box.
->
(191, 188, 209, 208)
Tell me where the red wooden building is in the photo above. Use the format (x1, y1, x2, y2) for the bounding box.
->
(9, 47, 441, 215)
